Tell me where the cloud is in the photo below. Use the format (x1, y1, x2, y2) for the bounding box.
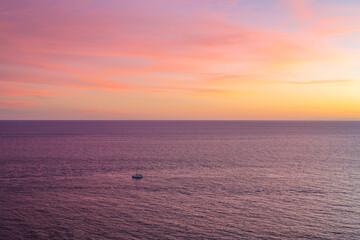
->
(310, 16, 360, 36)
(281, 0, 313, 24)
(148, 86, 244, 97)
(0, 99, 36, 107)
(283, 79, 353, 85)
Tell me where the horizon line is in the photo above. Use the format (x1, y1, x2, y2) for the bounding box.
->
(1, 119, 360, 121)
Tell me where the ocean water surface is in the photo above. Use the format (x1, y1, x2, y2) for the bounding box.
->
(0, 121, 360, 239)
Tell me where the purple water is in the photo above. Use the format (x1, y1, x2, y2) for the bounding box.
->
(1, 121, 360, 239)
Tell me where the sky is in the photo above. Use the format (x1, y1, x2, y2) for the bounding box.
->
(1, 0, 360, 120)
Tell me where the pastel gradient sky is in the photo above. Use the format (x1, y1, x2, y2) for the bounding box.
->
(1, 0, 360, 120)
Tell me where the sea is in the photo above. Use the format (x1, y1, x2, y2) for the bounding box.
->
(0, 120, 359, 239)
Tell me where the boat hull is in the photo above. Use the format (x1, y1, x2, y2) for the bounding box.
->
(132, 175, 143, 179)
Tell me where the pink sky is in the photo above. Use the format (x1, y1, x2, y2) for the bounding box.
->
(1, 0, 360, 120)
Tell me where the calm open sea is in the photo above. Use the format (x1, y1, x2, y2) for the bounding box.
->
(0, 121, 360, 239)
